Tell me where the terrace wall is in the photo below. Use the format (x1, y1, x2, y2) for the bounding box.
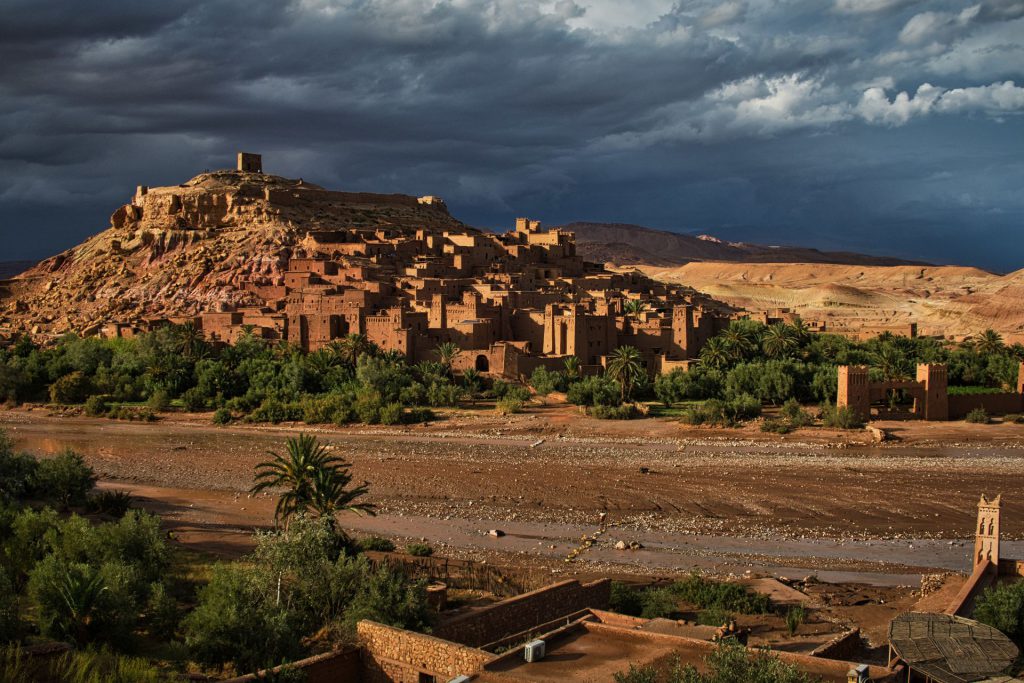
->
(357, 620, 494, 683)
(431, 578, 611, 648)
(222, 649, 361, 683)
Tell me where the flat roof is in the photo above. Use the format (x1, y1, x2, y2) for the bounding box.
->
(889, 612, 1019, 683)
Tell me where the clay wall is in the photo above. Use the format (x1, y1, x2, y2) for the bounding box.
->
(357, 620, 494, 683)
(945, 559, 998, 617)
(809, 628, 862, 661)
(948, 392, 1024, 419)
(222, 649, 361, 683)
(431, 579, 611, 648)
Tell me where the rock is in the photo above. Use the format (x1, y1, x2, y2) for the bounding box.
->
(487, 529, 505, 537)
(614, 540, 627, 550)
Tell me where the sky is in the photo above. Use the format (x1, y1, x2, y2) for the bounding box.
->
(0, 0, 1022, 271)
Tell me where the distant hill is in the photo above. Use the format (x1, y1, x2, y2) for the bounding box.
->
(0, 261, 36, 279)
(559, 222, 926, 267)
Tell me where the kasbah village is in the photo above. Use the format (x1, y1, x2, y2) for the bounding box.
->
(3, 153, 1024, 683)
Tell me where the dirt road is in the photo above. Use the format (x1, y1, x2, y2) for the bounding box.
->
(4, 408, 1024, 582)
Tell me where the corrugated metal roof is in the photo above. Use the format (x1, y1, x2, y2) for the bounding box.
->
(889, 612, 1019, 683)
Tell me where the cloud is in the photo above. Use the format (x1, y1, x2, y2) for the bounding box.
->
(858, 80, 1024, 124)
(0, 0, 1021, 269)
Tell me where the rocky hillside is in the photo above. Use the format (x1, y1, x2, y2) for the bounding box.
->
(561, 222, 924, 267)
(0, 170, 464, 337)
(645, 262, 1024, 342)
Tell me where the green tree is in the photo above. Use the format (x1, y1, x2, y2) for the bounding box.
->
(433, 342, 461, 376)
(32, 450, 97, 508)
(330, 334, 374, 368)
(761, 324, 799, 359)
(699, 337, 731, 370)
(974, 329, 1004, 357)
(563, 355, 582, 381)
(606, 346, 645, 402)
(974, 580, 1024, 648)
(622, 299, 649, 323)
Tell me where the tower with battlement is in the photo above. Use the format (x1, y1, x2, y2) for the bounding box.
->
(974, 493, 1001, 568)
(237, 152, 263, 173)
(916, 363, 949, 421)
(837, 365, 870, 422)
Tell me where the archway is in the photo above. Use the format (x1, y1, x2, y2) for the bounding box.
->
(475, 354, 489, 372)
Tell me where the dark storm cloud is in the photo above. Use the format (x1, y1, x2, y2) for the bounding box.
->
(0, 0, 1021, 270)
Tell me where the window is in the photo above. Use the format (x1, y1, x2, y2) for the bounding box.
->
(418, 674, 436, 683)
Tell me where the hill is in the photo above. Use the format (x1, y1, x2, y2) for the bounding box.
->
(561, 221, 925, 267)
(644, 261, 1024, 342)
(0, 261, 36, 279)
(0, 169, 467, 337)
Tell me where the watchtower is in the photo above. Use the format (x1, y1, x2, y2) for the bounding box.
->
(515, 217, 542, 234)
(237, 152, 263, 173)
(837, 365, 870, 422)
(916, 363, 949, 421)
(974, 493, 1001, 568)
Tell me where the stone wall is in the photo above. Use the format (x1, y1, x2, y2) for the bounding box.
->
(809, 628, 863, 661)
(357, 620, 494, 683)
(221, 649, 361, 683)
(432, 578, 611, 648)
(948, 392, 1024, 419)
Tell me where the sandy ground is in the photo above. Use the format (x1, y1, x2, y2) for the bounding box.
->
(4, 403, 1024, 589)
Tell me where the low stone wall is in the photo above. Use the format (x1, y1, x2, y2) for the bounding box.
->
(357, 620, 494, 683)
(432, 578, 612, 648)
(949, 392, 1024, 419)
(221, 649, 361, 683)
(809, 628, 862, 661)
(999, 559, 1024, 577)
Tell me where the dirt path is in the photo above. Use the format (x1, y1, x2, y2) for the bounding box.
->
(4, 408, 1024, 583)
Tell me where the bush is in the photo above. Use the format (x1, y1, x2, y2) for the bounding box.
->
(496, 397, 524, 415)
(609, 581, 644, 617)
(529, 367, 565, 395)
(591, 404, 641, 420)
(46, 646, 174, 683)
(146, 389, 171, 412)
(32, 450, 96, 507)
(680, 395, 761, 427)
(183, 563, 302, 672)
(343, 563, 430, 632)
(785, 605, 806, 635)
(84, 394, 110, 417)
(640, 587, 679, 619)
(0, 431, 38, 502)
(614, 639, 817, 683)
(697, 606, 734, 627)
(403, 407, 435, 424)
(670, 574, 771, 614)
(28, 556, 137, 645)
(760, 418, 792, 434)
(50, 371, 92, 404)
(975, 580, 1024, 648)
(299, 393, 351, 424)
(780, 398, 813, 427)
(566, 375, 620, 407)
(820, 404, 865, 429)
(181, 386, 207, 412)
(0, 573, 19, 642)
(965, 407, 991, 424)
(405, 543, 433, 557)
(87, 490, 134, 518)
(379, 402, 404, 425)
(356, 536, 396, 552)
(145, 581, 180, 641)
(425, 381, 463, 407)
(212, 407, 233, 425)
(354, 388, 384, 424)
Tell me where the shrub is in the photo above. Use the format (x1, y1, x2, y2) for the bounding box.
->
(50, 371, 92, 404)
(591, 404, 640, 420)
(145, 581, 180, 641)
(529, 367, 565, 395)
(354, 388, 384, 424)
(356, 536, 396, 553)
(32, 450, 96, 507)
(0, 573, 19, 642)
(680, 395, 761, 427)
(566, 375, 620, 407)
(84, 394, 110, 417)
(299, 393, 350, 424)
(820, 404, 865, 429)
(403, 407, 435, 424)
(181, 386, 207, 412)
(405, 543, 433, 557)
(697, 606, 734, 627)
(343, 563, 430, 632)
(639, 587, 679, 619)
(609, 581, 644, 617)
(28, 556, 137, 646)
(780, 398, 813, 427)
(965, 407, 991, 424)
(670, 574, 771, 614)
(760, 418, 792, 434)
(496, 397, 524, 415)
(379, 402, 404, 425)
(146, 389, 170, 412)
(614, 639, 818, 683)
(87, 490, 134, 518)
(46, 646, 173, 683)
(0, 431, 38, 502)
(212, 407, 233, 425)
(785, 605, 806, 635)
(975, 580, 1024, 648)
(1004, 413, 1024, 424)
(425, 381, 463, 407)
(183, 563, 302, 672)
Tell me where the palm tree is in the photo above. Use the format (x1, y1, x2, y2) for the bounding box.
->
(51, 564, 108, 645)
(606, 346, 645, 402)
(309, 463, 375, 525)
(434, 342, 461, 375)
(331, 333, 373, 368)
(873, 344, 911, 382)
(762, 324, 798, 359)
(563, 356, 582, 381)
(175, 320, 209, 361)
(975, 329, 1004, 356)
(720, 325, 757, 363)
(699, 336, 731, 370)
(251, 434, 346, 527)
(622, 300, 649, 323)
